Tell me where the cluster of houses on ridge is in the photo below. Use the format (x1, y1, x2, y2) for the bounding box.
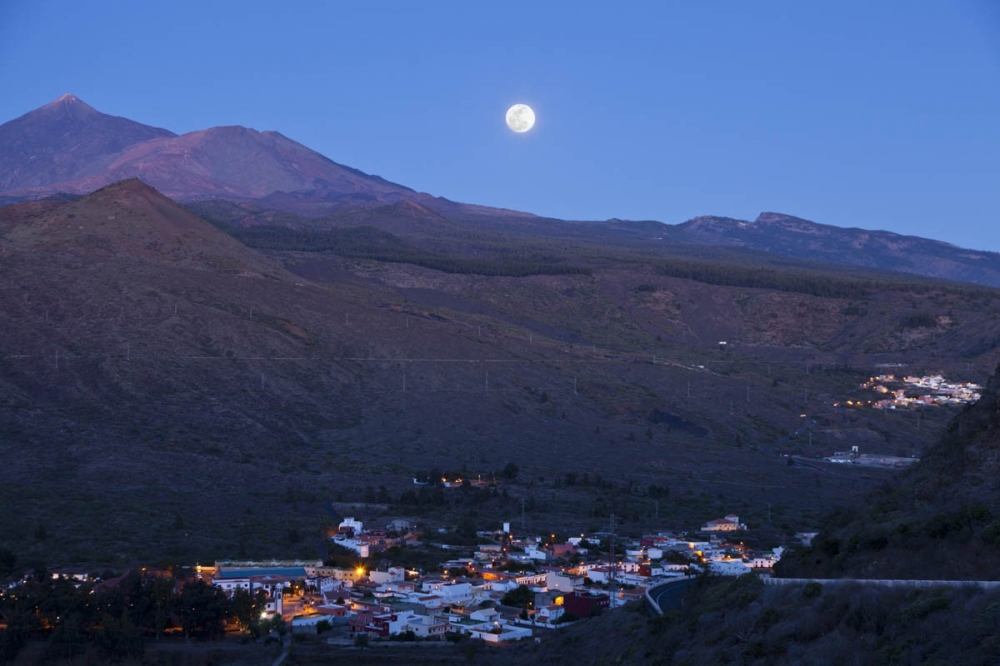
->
(191, 514, 788, 643)
(841, 374, 982, 411)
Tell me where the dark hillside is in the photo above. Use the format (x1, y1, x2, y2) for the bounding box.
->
(778, 364, 1000, 580)
(490, 577, 1000, 665)
(2, 182, 1000, 568)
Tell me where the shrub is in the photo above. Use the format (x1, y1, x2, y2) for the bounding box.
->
(900, 312, 938, 329)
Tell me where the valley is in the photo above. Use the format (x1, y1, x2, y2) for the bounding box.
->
(1, 179, 998, 570)
(2, 90, 1000, 665)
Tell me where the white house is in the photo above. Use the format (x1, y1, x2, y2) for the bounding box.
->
(545, 571, 576, 592)
(525, 545, 549, 561)
(469, 621, 533, 643)
(420, 581, 472, 605)
(700, 514, 745, 532)
(536, 604, 564, 624)
(469, 607, 500, 623)
(748, 546, 784, 569)
(331, 535, 369, 558)
(339, 517, 363, 534)
(708, 560, 751, 576)
(368, 567, 406, 585)
(405, 614, 450, 639)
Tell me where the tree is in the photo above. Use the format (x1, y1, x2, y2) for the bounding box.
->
(270, 614, 287, 636)
(501, 462, 520, 480)
(178, 579, 229, 640)
(354, 633, 370, 649)
(501, 585, 534, 609)
(455, 515, 478, 541)
(231, 588, 267, 632)
(48, 613, 84, 660)
(95, 609, 144, 660)
(0, 548, 15, 578)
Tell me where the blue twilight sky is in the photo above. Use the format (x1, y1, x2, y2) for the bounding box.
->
(1, 1, 999, 249)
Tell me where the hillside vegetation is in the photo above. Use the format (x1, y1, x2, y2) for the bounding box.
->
(2, 181, 1000, 568)
(777, 364, 1000, 581)
(500, 575, 1000, 666)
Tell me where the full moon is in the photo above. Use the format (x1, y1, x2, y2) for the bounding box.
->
(506, 104, 535, 133)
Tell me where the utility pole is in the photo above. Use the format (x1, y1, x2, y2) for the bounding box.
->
(746, 385, 750, 403)
(609, 513, 618, 606)
(485, 372, 489, 392)
(573, 376, 578, 395)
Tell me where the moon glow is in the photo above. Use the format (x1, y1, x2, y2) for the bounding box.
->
(506, 104, 535, 133)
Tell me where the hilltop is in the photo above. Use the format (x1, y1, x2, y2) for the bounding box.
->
(0, 178, 282, 274)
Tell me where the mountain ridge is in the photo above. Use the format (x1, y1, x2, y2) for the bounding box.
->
(3, 95, 1000, 287)
(676, 211, 1000, 286)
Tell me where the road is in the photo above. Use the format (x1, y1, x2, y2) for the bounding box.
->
(646, 577, 696, 614)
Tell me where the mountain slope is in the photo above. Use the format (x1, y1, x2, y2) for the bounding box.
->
(0, 178, 282, 275)
(678, 212, 1000, 287)
(0, 94, 176, 192)
(1, 124, 417, 205)
(777, 362, 1000, 580)
(7, 182, 1000, 564)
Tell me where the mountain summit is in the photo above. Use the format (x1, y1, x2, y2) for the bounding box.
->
(0, 96, 422, 211)
(0, 94, 176, 192)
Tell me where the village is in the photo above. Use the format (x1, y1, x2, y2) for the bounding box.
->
(839, 374, 982, 411)
(1, 512, 796, 648)
(205, 512, 793, 643)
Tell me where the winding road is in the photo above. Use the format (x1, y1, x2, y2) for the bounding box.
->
(646, 577, 696, 614)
